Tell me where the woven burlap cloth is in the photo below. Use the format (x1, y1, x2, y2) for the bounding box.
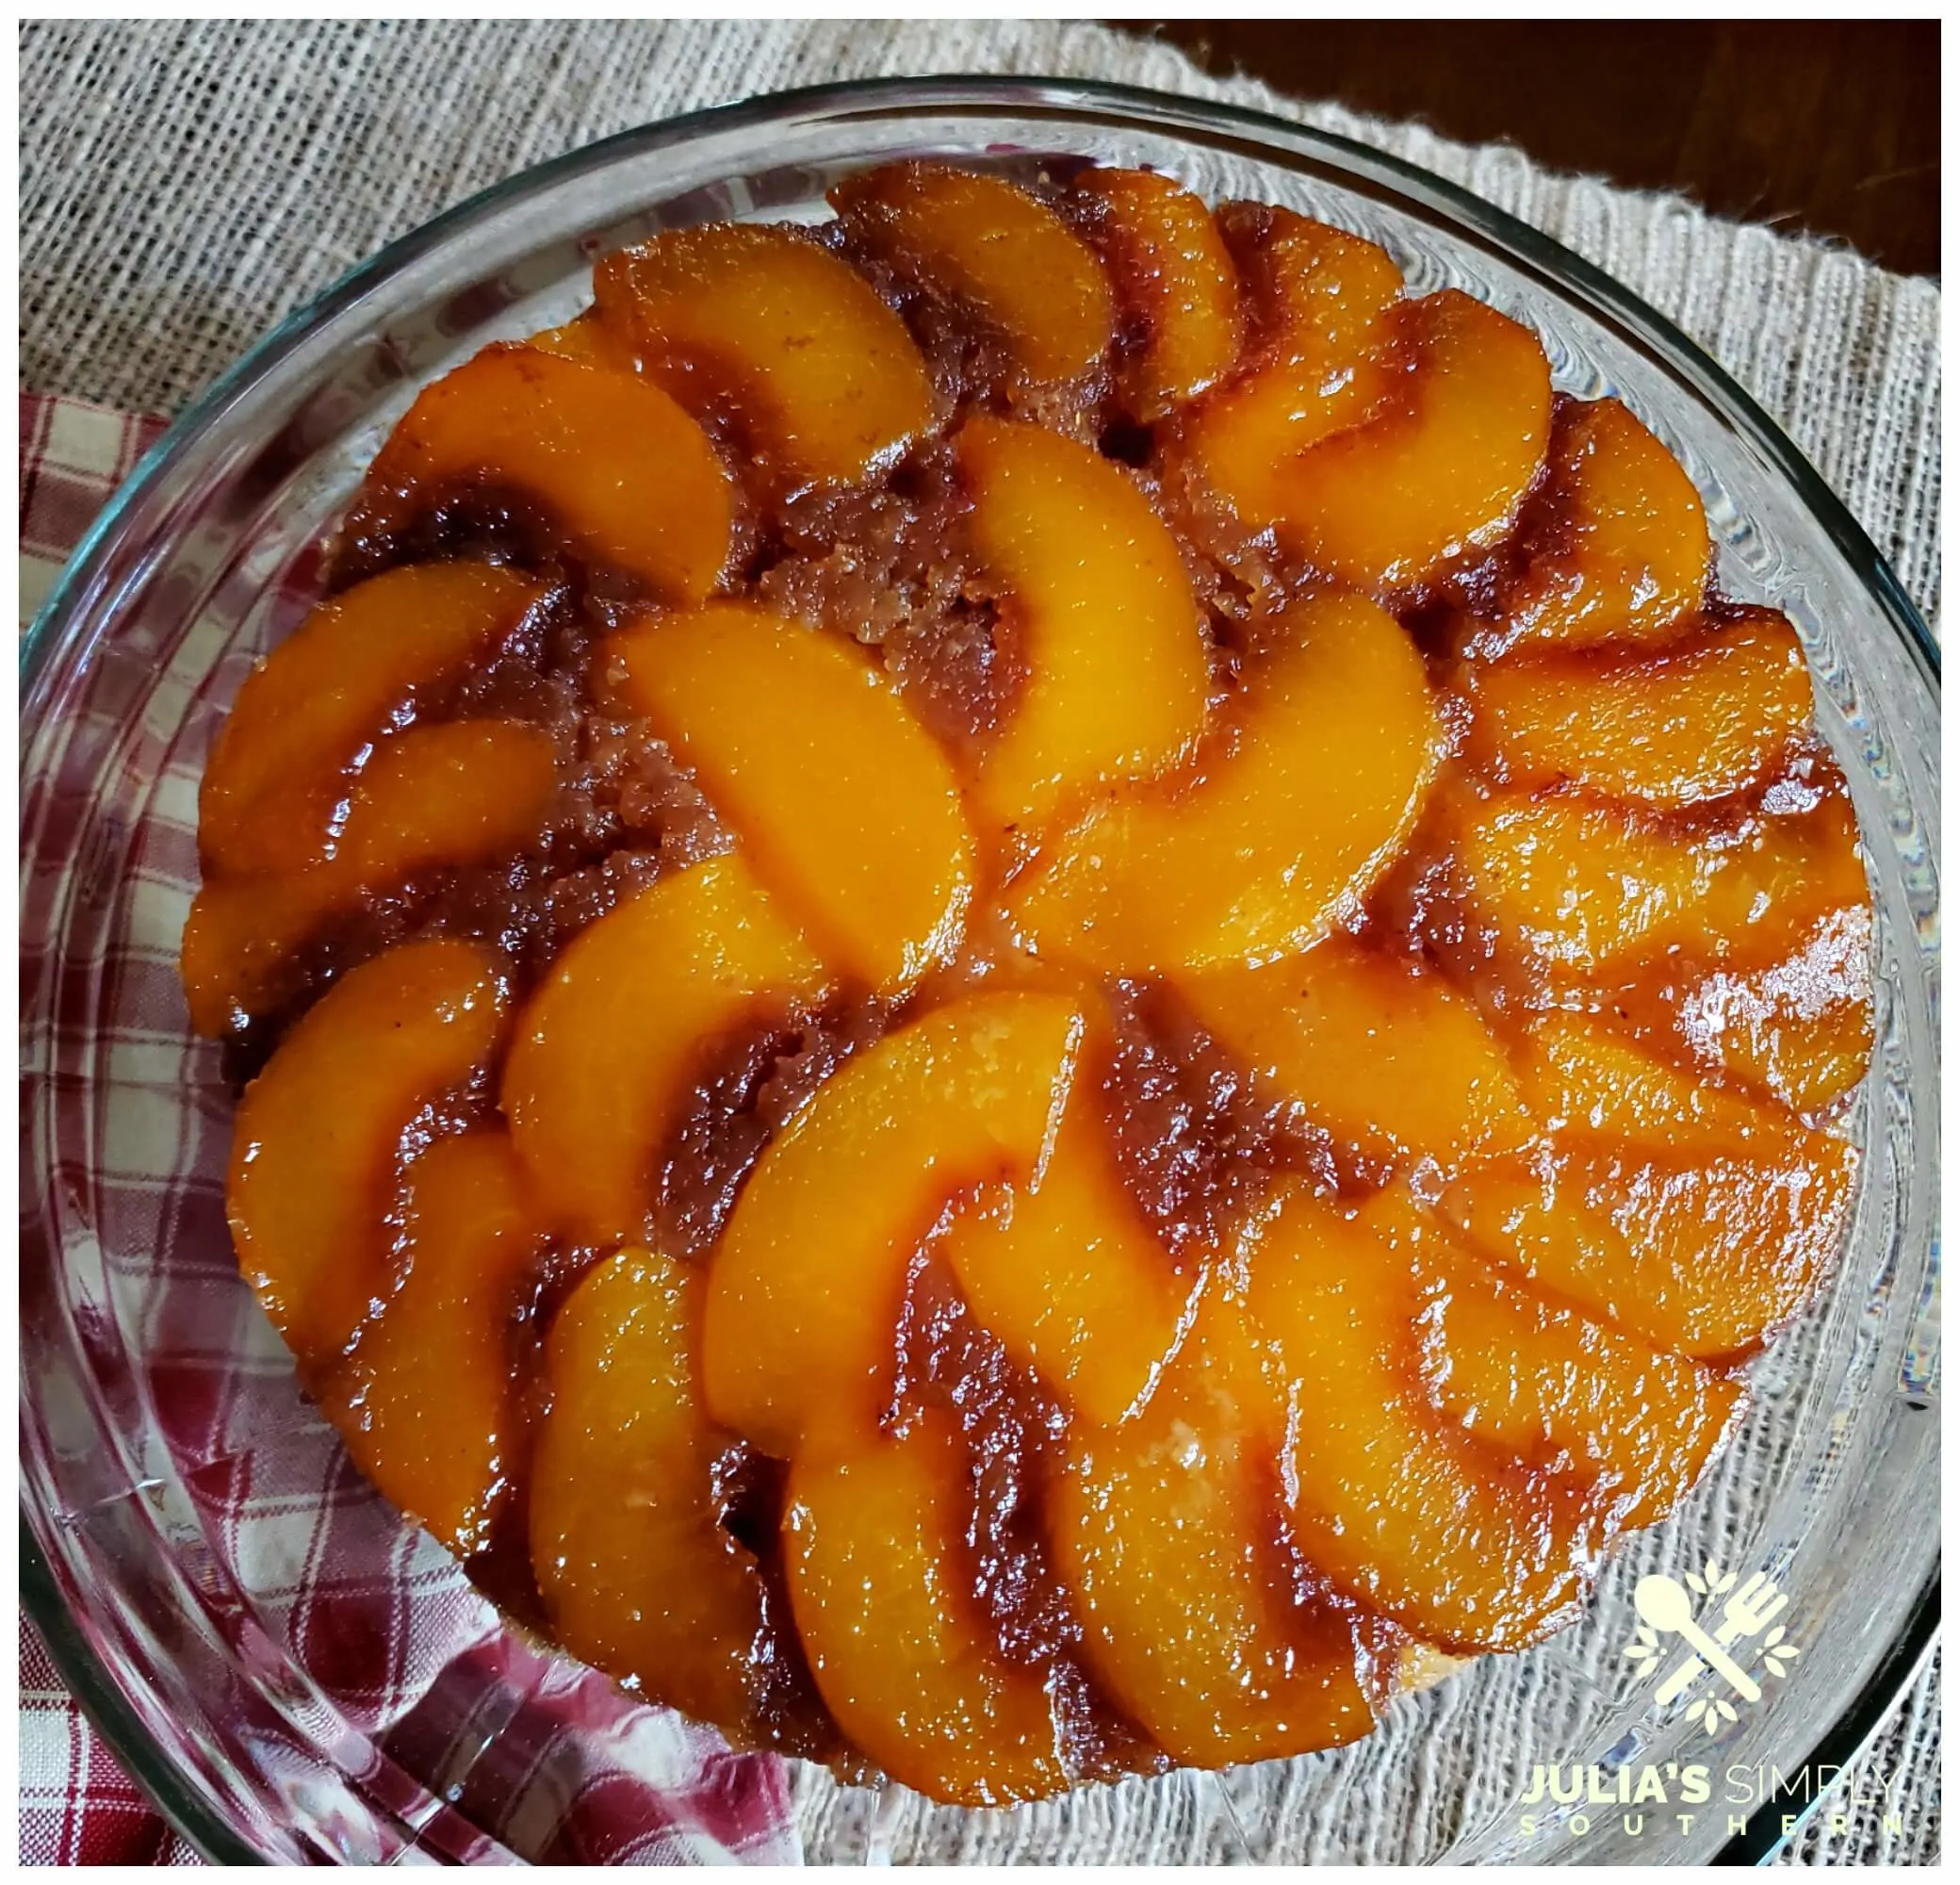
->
(21, 17, 1939, 1868)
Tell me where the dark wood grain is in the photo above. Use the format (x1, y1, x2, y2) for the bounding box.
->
(1108, 20, 1937, 275)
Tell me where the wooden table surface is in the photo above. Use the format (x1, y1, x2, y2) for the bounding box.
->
(1110, 20, 1938, 277)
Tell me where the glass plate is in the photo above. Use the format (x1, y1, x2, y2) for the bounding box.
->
(20, 75, 1940, 1866)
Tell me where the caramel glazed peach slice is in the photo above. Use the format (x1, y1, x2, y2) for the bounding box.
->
(1168, 204, 1552, 598)
(227, 938, 511, 1371)
(1008, 586, 1446, 974)
(830, 160, 1118, 413)
(183, 561, 554, 1035)
(345, 344, 732, 600)
(954, 413, 1211, 846)
(592, 220, 937, 494)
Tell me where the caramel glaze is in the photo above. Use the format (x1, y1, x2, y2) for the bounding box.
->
(226, 200, 1864, 1792)
(888, 1251, 1168, 1784)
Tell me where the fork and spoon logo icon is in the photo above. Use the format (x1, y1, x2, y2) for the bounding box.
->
(1622, 1561, 1802, 1732)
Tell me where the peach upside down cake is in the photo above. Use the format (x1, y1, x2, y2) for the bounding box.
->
(184, 159, 1872, 1806)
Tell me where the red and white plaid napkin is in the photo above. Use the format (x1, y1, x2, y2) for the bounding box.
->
(19, 1620, 204, 1867)
(19, 391, 801, 1865)
(19, 392, 166, 640)
(20, 393, 198, 1867)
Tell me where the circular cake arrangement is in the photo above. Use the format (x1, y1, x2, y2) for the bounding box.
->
(183, 159, 1874, 1808)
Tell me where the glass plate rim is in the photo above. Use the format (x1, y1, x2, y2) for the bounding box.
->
(16, 71, 1943, 1866)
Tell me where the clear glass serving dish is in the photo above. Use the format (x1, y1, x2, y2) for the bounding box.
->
(20, 76, 1939, 1865)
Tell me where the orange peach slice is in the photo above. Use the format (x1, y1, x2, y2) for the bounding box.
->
(594, 221, 935, 489)
(1497, 397, 1712, 651)
(1437, 794, 1719, 978)
(332, 717, 560, 877)
(183, 718, 560, 1035)
(1424, 1258, 1741, 1530)
(1071, 167, 1240, 419)
(610, 602, 974, 994)
(1524, 1010, 1829, 1162)
(1364, 1191, 1742, 1530)
(1635, 909, 1874, 1116)
(1178, 211, 1403, 532)
(1232, 205, 1405, 365)
(956, 416, 1210, 840)
(227, 938, 507, 1367)
(785, 1410, 1066, 1806)
(1460, 609, 1813, 809)
(940, 1080, 1196, 1428)
(1052, 1289, 1378, 1764)
(1276, 290, 1553, 593)
(1242, 1182, 1599, 1649)
(1455, 780, 1868, 978)
(702, 991, 1085, 1459)
(525, 311, 639, 373)
(1713, 996, 1872, 1118)
(1440, 1136, 1854, 1357)
(531, 1246, 767, 1728)
(322, 1130, 544, 1557)
(830, 161, 1116, 392)
(181, 876, 335, 1039)
(1180, 938, 1532, 1172)
(197, 562, 542, 878)
(501, 852, 827, 1246)
(1009, 589, 1443, 974)
(353, 344, 731, 600)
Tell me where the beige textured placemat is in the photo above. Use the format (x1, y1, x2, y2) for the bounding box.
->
(19, 18, 1940, 1868)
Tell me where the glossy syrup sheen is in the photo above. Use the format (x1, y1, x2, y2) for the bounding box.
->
(191, 159, 1873, 1805)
